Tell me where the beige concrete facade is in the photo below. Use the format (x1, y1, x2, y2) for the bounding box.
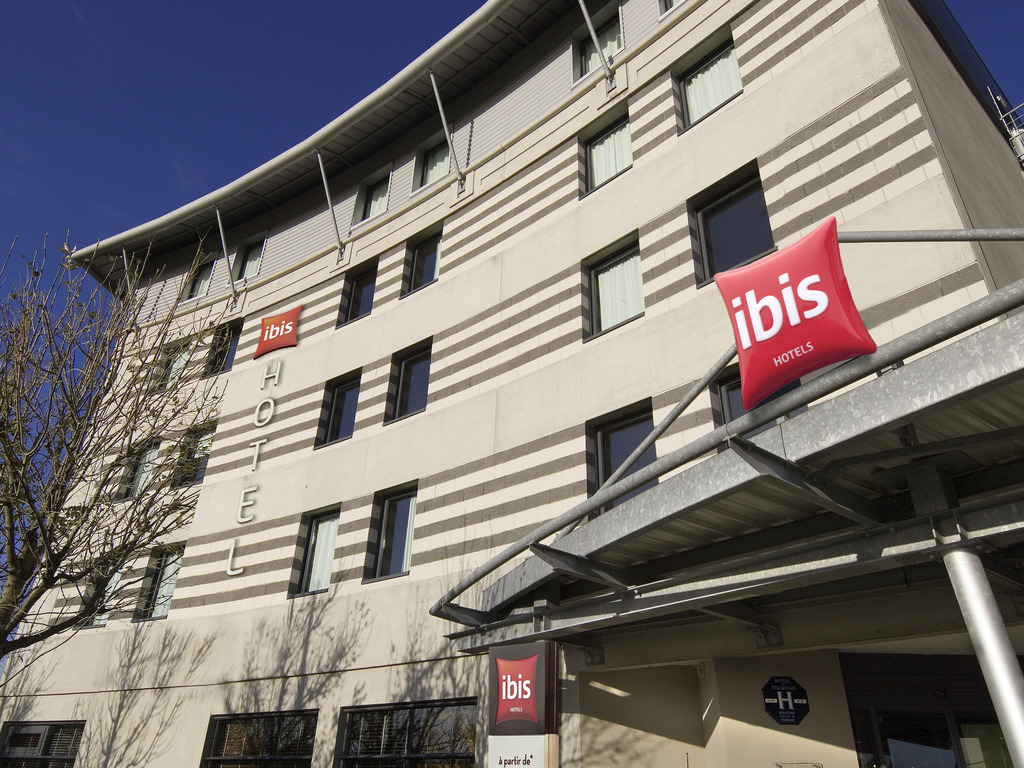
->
(3, 0, 1023, 766)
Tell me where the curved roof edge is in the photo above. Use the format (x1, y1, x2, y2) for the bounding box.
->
(76, 0, 511, 263)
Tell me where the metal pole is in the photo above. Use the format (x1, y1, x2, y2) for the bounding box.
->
(576, 0, 615, 89)
(427, 69, 466, 191)
(943, 548, 1024, 768)
(214, 207, 239, 304)
(838, 228, 1024, 243)
(314, 149, 346, 260)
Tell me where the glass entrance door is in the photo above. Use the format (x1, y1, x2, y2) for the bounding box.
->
(850, 708, 1011, 768)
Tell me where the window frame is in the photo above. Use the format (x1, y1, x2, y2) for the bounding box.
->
(584, 243, 645, 337)
(294, 510, 340, 595)
(117, 442, 160, 501)
(134, 543, 184, 621)
(415, 140, 450, 190)
(337, 698, 477, 768)
(315, 373, 361, 447)
(587, 403, 658, 515)
(692, 173, 775, 286)
(181, 259, 214, 302)
(384, 342, 432, 424)
(402, 233, 442, 297)
(583, 117, 632, 194)
(174, 425, 215, 487)
(234, 238, 265, 282)
(0, 721, 85, 766)
(678, 41, 743, 130)
(576, 11, 623, 80)
(357, 175, 390, 223)
(204, 322, 242, 377)
(155, 342, 190, 392)
(709, 369, 803, 439)
(200, 710, 318, 768)
(337, 261, 377, 326)
(367, 487, 417, 581)
(85, 570, 122, 627)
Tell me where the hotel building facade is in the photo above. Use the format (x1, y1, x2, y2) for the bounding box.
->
(3, 0, 1024, 765)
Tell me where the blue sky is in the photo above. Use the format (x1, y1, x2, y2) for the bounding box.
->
(1, 0, 1021, 257)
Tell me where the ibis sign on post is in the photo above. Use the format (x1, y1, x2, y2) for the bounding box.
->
(487, 642, 558, 768)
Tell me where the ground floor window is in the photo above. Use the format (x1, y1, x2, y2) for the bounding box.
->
(338, 699, 476, 768)
(0, 721, 84, 767)
(201, 711, 318, 767)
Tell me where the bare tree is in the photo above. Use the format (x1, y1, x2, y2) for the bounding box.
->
(0, 236, 222, 663)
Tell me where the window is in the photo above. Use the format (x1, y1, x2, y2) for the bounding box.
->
(134, 544, 184, 620)
(316, 374, 360, 447)
(585, 119, 632, 191)
(0, 722, 84, 767)
(693, 175, 774, 283)
(338, 262, 377, 325)
(403, 234, 441, 295)
(589, 405, 658, 512)
(204, 322, 242, 376)
(359, 177, 390, 222)
(369, 488, 417, 579)
(338, 699, 476, 768)
(659, 0, 677, 13)
(578, 14, 622, 78)
(201, 711, 317, 768)
(174, 425, 215, 486)
(417, 141, 449, 189)
(235, 239, 265, 282)
(711, 372, 800, 438)
(182, 260, 214, 301)
(86, 570, 122, 627)
(118, 442, 159, 500)
(155, 344, 189, 391)
(385, 343, 431, 423)
(586, 245, 644, 335)
(680, 43, 742, 127)
(295, 511, 339, 594)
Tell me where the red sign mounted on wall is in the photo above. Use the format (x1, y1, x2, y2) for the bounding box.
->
(253, 305, 302, 360)
(488, 642, 557, 737)
(714, 217, 875, 409)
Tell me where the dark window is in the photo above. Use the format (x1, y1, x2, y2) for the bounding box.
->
(679, 43, 742, 128)
(235, 240, 264, 281)
(586, 245, 644, 335)
(174, 426, 215, 487)
(360, 178, 389, 222)
(710, 372, 800, 437)
(659, 0, 676, 13)
(403, 234, 441, 295)
(295, 511, 339, 594)
(694, 175, 774, 283)
(338, 262, 377, 326)
(585, 119, 632, 191)
(134, 544, 184, 620)
(417, 141, 449, 189)
(369, 489, 417, 579)
(589, 406, 658, 512)
(0, 721, 84, 766)
(385, 344, 431, 423)
(316, 375, 360, 447)
(204, 323, 242, 376)
(85, 571, 121, 627)
(201, 711, 317, 768)
(182, 260, 214, 301)
(155, 344, 190, 391)
(338, 699, 476, 768)
(117, 442, 160, 501)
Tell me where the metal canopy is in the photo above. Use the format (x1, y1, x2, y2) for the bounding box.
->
(451, 310, 1024, 652)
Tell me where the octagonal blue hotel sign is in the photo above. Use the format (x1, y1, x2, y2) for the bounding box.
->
(762, 676, 809, 725)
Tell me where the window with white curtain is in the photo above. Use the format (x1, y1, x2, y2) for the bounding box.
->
(585, 118, 632, 191)
(589, 246, 644, 334)
(360, 176, 390, 221)
(297, 511, 339, 593)
(681, 43, 742, 127)
(579, 14, 623, 78)
(417, 141, 449, 188)
(135, 544, 184, 620)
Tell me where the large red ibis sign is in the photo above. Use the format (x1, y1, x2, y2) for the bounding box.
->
(714, 217, 875, 409)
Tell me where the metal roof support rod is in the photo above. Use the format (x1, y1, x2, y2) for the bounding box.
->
(121, 247, 131, 278)
(431, 270, 1024, 625)
(554, 343, 737, 540)
(427, 69, 466, 193)
(214, 207, 239, 305)
(838, 228, 1024, 243)
(577, 0, 616, 91)
(315, 149, 346, 261)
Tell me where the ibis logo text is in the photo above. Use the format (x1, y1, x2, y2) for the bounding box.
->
(253, 305, 302, 360)
(494, 655, 539, 725)
(715, 217, 875, 410)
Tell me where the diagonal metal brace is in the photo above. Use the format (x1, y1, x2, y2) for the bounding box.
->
(529, 544, 630, 591)
(436, 603, 500, 627)
(728, 437, 882, 526)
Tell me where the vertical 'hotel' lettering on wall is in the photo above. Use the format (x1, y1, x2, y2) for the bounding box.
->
(225, 304, 302, 576)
